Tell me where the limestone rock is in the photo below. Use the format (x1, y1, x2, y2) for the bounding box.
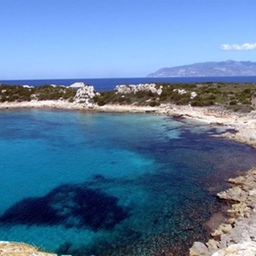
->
(74, 85, 100, 108)
(212, 242, 256, 256)
(217, 186, 246, 203)
(189, 242, 210, 256)
(114, 83, 163, 95)
(0, 241, 57, 256)
(190, 168, 256, 256)
(69, 82, 86, 88)
(206, 239, 219, 250)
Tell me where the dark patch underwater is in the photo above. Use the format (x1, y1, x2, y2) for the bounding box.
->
(0, 184, 130, 231)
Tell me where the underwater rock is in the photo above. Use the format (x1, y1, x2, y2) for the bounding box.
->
(0, 184, 129, 231)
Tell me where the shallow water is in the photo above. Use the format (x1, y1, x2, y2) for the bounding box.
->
(0, 109, 256, 256)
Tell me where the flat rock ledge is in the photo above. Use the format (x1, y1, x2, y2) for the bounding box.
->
(212, 132, 256, 149)
(190, 167, 256, 256)
(0, 241, 57, 256)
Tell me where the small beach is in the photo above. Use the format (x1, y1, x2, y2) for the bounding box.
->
(1, 100, 256, 148)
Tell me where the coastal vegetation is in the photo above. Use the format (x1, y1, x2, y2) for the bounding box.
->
(0, 84, 76, 102)
(1, 82, 256, 112)
(95, 82, 256, 112)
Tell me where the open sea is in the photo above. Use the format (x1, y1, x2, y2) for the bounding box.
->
(1, 76, 256, 91)
(1, 77, 256, 255)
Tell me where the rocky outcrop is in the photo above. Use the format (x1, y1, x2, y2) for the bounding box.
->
(212, 242, 256, 256)
(212, 132, 256, 149)
(69, 82, 86, 88)
(74, 85, 100, 108)
(114, 83, 163, 95)
(190, 167, 256, 256)
(173, 89, 198, 99)
(0, 241, 57, 255)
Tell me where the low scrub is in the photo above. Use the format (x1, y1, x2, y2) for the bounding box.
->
(1, 82, 256, 112)
(0, 84, 76, 102)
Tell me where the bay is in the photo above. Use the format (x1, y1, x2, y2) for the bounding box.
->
(0, 109, 256, 255)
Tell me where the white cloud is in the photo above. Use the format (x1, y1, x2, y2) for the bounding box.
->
(220, 42, 256, 50)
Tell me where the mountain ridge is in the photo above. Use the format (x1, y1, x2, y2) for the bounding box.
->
(148, 60, 256, 77)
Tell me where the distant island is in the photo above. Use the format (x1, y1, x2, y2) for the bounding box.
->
(148, 60, 256, 77)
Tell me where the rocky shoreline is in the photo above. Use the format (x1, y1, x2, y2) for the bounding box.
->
(0, 241, 57, 256)
(190, 168, 256, 256)
(1, 100, 256, 255)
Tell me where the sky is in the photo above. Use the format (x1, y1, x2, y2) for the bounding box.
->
(0, 0, 256, 79)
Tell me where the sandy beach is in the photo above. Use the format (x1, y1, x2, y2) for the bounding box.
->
(1, 100, 256, 255)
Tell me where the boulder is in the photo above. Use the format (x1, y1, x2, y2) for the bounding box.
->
(189, 242, 210, 256)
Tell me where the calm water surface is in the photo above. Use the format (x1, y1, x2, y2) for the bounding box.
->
(0, 109, 256, 256)
(1, 76, 256, 91)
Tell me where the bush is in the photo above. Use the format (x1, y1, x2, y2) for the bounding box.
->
(229, 100, 237, 105)
(149, 101, 160, 107)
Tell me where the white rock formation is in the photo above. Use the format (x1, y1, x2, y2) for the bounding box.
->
(23, 85, 34, 88)
(173, 89, 197, 99)
(212, 242, 256, 256)
(114, 83, 162, 95)
(191, 91, 197, 99)
(173, 88, 187, 95)
(0, 241, 57, 256)
(70, 82, 86, 88)
(74, 85, 100, 108)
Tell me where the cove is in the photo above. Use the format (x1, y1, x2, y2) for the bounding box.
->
(0, 109, 256, 256)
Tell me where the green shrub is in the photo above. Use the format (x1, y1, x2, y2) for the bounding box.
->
(229, 100, 237, 105)
(149, 101, 160, 107)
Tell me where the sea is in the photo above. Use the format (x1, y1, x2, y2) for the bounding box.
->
(1, 77, 256, 256)
(1, 76, 256, 91)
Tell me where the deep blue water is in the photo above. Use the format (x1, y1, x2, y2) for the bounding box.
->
(1, 76, 256, 91)
(0, 109, 256, 256)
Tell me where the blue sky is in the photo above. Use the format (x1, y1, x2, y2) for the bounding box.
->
(1, 0, 256, 79)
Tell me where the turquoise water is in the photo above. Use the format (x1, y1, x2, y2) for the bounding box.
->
(0, 109, 256, 256)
